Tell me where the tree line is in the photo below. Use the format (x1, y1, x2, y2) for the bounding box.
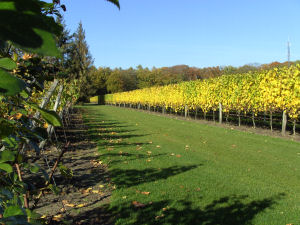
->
(81, 60, 299, 101)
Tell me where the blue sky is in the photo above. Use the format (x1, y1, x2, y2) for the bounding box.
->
(63, 0, 300, 69)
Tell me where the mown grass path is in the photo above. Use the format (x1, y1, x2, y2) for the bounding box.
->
(82, 105, 300, 225)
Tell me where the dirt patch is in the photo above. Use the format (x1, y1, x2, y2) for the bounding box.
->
(33, 109, 113, 225)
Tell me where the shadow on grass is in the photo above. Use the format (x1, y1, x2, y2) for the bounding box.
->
(99, 152, 168, 165)
(110, 165, 200, 188)
(70, 193, 284, 225)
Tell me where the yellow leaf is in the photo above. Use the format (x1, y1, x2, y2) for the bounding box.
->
(15, 113, 22, 120)
(52, 214, 63, 221)
(76, 203, 87, 208)
(65, 203, 75, 207)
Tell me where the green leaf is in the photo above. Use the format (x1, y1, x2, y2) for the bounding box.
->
(33, 127, 48, 140)
(29, 163, 40, 173)
(0, 163, 13, 173)
(0, 119, 15, 139)
(3, 136, 18, 150)
(0, 68, 26, 96)
(0, 0, 62, 57)
(0, 150, 15, 163)
(20, 89, 29, 98)
(59, 163, 73, 179)
(3, 205, 24, 218)
(48, 184, 60, 195)
(106, 0, 120, 9)
(25, 208, 42, 221)
(30, 105, 62, 127)
(0, 57, 17, 70)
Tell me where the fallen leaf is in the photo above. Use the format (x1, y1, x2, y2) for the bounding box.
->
(147, 151, 152, 155)
(132, 201, 146, 208)
(146, 159, 151, 162)
(99, 185, 104, 188)
(62, 200, 69, 204)
(52, 214, 63, 221)
(122, 196, 127, 199)
(65, 203, 75, 207)
(176, 154, 182, 158)
(76, 203, 87, 208)
(148, 141, 153, 144)
(40, 215, 47, 219)
(82, 187, 92, 194)
(170, 153, 175, 156)
(156, 145, 161, 148)
(141, 191, 150, 195)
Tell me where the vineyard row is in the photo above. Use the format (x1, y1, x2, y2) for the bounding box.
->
(101, 65, 300, 135)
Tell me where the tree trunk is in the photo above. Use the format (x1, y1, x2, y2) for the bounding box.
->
(195, 107, 198, 120)
(213, 110, 215, 122)
(238, 110, 241, 126)
(293, 119, 296, 136)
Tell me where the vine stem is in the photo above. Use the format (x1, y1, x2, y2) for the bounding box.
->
(32, 141, 70, 209)
(15, 163, 29, 209)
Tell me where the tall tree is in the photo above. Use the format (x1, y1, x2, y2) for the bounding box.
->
(69, 21, 93, 101)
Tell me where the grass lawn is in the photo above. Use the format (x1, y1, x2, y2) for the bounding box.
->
(82, 105, 300, 225)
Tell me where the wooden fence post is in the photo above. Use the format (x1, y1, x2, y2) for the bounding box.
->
(282, 111, 287, 135)
(219, 103, 222, 124)
(270, 111, 273, 132)
(184, 105, 188, 118)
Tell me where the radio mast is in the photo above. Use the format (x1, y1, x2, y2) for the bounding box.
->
(287, 38, 290, 67)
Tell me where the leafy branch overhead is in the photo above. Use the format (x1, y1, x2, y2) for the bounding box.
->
(107, 0, 120, 9)
(0, 0, 62, 57)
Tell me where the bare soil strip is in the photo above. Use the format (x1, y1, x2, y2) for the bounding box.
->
(34, 109, 113, 225)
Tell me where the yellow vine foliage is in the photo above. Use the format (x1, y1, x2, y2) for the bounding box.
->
(105, 65, 300, 120)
